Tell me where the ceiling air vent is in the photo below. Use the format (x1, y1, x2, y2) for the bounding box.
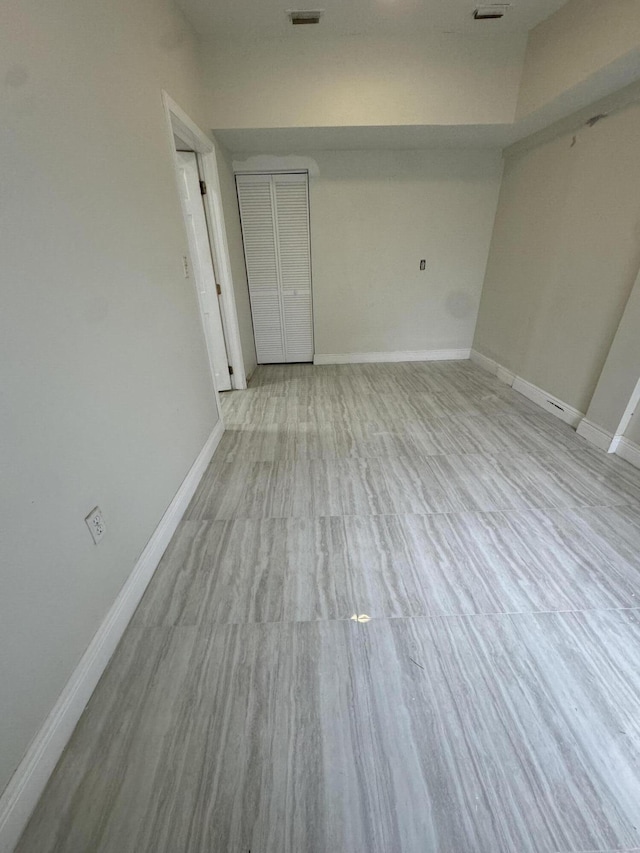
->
(473, 4, 510, 19)
(288, 9, 323, 25)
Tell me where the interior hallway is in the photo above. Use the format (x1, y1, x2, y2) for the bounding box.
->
(18, 361, 640, 852)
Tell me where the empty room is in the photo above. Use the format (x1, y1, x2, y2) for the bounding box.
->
(4, 0, 640, 850)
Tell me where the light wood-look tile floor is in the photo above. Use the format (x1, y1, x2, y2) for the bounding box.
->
(18, 361, 640, 852)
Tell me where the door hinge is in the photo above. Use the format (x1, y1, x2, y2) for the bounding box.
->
(228, 365, 234, 375)
(199, 180, 207, 195)
(216, 283, 222, 296)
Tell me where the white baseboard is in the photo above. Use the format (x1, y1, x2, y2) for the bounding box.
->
(471, 349, 583, 428)
(313, 348, 471, 365)
(0, 419, 224, 853)
(495, 366, 515, 387)
(470, 348, 498, 373)
(511, 376, 583, 428)
(614, 436, 640, 469)
(469, 349, 515, 386)
(471, 352, 640, 458)
(609, 434, 623, 454)
(576, 418, 616, 453)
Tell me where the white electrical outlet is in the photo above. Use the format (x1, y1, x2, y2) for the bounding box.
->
(182, 255, 190, 278)
(85, 506, 106, 544)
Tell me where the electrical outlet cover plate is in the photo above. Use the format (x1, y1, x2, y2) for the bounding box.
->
(85, 506, 106, 544)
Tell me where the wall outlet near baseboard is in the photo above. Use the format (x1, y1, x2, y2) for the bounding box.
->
(85, 507, 106, 544)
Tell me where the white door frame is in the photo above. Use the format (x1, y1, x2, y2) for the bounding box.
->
(609, 377, 640, 452)
(176, 151, 231, 391)
(162, 91, 247, 390)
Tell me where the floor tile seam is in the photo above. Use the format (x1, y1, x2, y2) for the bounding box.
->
(217, 423, 576, 433)
(223, 399, 536, 410)
(135, 606, 640, 633)
(554, 848, 640, 853)
(204, 450, 640, 485)
(215, 426, 619, 442)
(222, 414, 564, 431)
(210, 447, 618, 464)
(136, 615, 363, 630)
(350, 605, 640, 627)
(188, 501, 640, 522)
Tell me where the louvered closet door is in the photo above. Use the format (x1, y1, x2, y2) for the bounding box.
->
(236, 174, 285, 363)
(236, 172, 313, 364)
(273, 173, 313, 362)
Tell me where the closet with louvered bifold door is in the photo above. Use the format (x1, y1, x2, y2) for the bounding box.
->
(236, 172, 314, 363)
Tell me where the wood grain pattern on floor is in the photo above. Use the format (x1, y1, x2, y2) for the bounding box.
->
(17, 361, 640, 852)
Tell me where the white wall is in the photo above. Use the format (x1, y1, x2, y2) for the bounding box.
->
(213, 138, 257, 379)
(473, 101, 640, 413)
(517, 0, 640, 119)
(236, 150, 503, 358)
(195, 6, 640, 150)
(0, 0, 217, 795)
(198, 8, 640, 143)
(200, 32, 526, 129)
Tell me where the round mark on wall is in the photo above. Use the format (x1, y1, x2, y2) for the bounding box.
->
(445, 290, 475, 319)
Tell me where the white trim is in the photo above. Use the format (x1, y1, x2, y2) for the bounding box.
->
(200, 153, 247, 389)
(176, 151, 231, 392)
(471, 349, 583, 428)
(313, 348, 470, 365)
(161, 92, 247, 391)
(614, 436, 640, 469)
(614, 377, 640, 439)
(511, 376, 584, 428)
(496, 365, 516, 387)
(576, 418, 616, 452)
(609, 434, 623, 454)
(469, 350, 515, 386)
(0, 420, 224, 853)
(470, 348, 498, 374)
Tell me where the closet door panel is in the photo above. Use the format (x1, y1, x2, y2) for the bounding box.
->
(247, 289, 285, 364)
(274, 174, 314, 363)
(283, 290, 314, 363)
(236, 174, 285, 364)
(237, 172, 313, 364)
